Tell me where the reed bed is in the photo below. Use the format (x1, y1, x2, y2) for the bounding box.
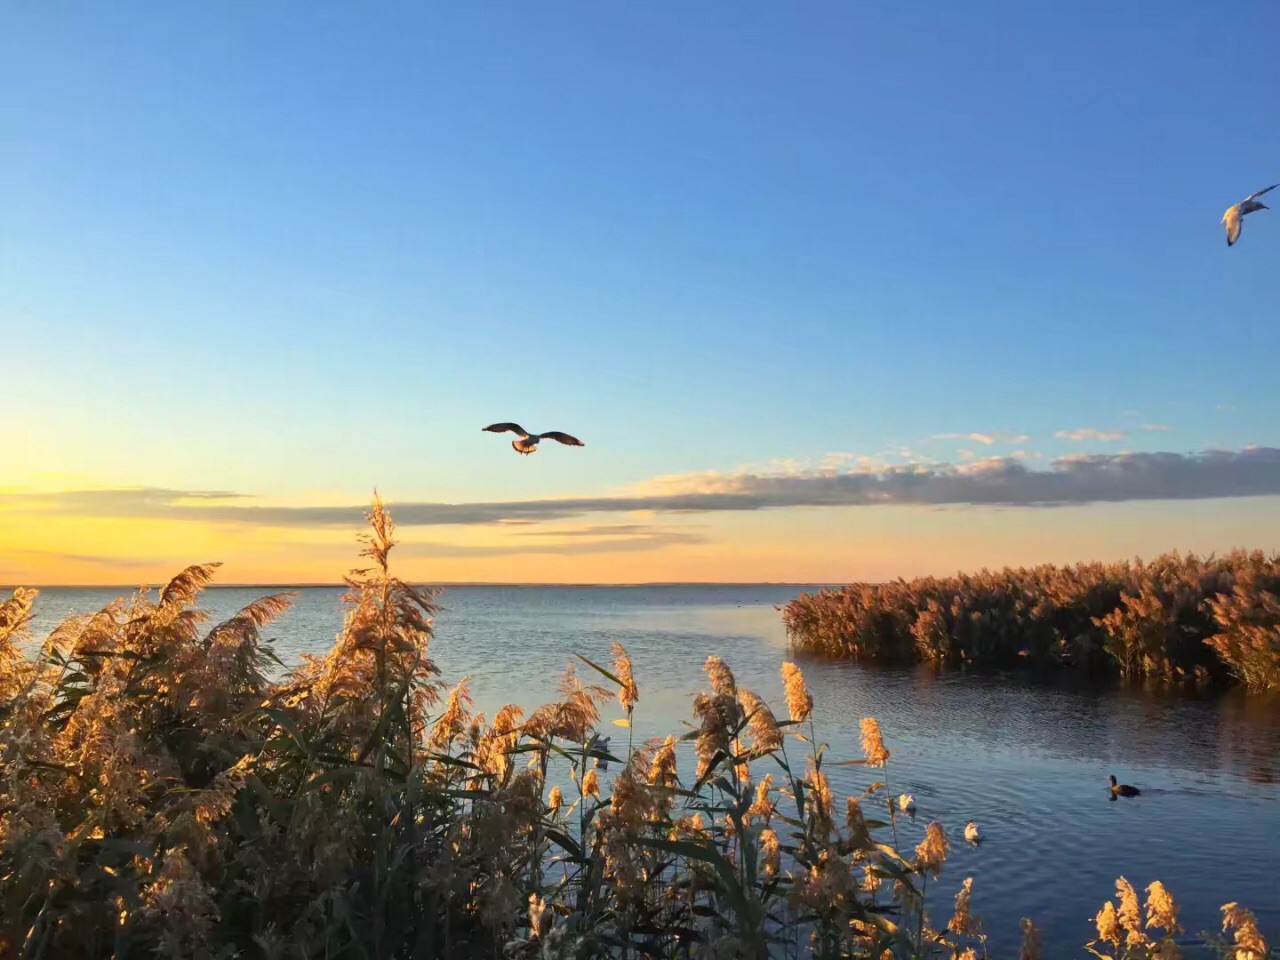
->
(783, 553, 1280, 693)
(0, 499, 1271, 959)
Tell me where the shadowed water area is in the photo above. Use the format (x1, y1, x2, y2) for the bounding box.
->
(28, 584, 1280, 958)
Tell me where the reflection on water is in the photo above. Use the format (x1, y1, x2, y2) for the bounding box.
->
(25, 584, 1280, 958)
(808, 659, 1280, 789)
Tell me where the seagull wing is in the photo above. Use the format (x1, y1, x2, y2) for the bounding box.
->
(1224, 205, 1242, 246)
(1245, 183, 1279, 202)
(483, 422, 529, 438)
(539, 431, 585, 447)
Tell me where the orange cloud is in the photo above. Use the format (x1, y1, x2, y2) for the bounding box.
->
(1055, 427, 1127, 442)
(7, 446, 1280, 585)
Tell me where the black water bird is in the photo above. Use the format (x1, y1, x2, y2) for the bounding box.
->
(1109, 774, 1140, 798)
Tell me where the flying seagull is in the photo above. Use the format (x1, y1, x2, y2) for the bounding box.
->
(1223, 183, 1277, 246)
(483, 422, 585, 455)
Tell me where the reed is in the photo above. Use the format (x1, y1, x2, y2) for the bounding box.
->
(0, 499, 1271, 958)
(784, 552, 1280, 692)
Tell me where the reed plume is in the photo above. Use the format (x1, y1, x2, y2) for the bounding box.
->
(781, 661, 813, 722)
(1218, 903, 1268, 960)
(646, 735, 679, 787)
(428, 677, 473, 751)
(704, 654, 736, 696)
(845, 796, 872, 850)
(692, 690, 740, 780)
(860, 717, 891, 766)
(749, 774, 775, 824)
(759, 827, 781, 877)
(1117, 877, 1148, 946)
(914, 821, 949, 878)
(1096, 901, 1122, 946)
(737, 688, 783, 753)
(1145, 880, 1181, 934)
(806, 756, 834, 829)
(1020, 919, 1043, 960)
(949, 876, 977, 935)
(527, 664, 608, 742)
(528, 892, 552, 940)
(612, 641, 639, 713)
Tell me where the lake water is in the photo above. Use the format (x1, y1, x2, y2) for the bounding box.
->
(22, 584, 1280, 957)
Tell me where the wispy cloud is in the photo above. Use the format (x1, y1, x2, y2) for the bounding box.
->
(933, 432, 995, 445)
(1055, 428, 1127, 442)
(1, 488, 247, 514)
(1138, 423, 1171, 433)
(931, 431, 1030, 445)
(7, 447, 1280, 528)
(405, 527, 704, 557)
(513, 523, 683, 538)
(7, 549, 157, 570)
(737, 451, 863, 477)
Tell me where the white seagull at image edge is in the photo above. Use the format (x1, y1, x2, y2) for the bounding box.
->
(483, 422, 585, 455)
(1223, 183, 1277, 246)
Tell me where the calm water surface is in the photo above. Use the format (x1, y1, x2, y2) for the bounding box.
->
(27, 584, 1280, 958)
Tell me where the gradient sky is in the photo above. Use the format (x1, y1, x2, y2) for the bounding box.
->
(4, 2, 1280, 585)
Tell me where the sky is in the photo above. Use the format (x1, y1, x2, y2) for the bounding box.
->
(3, 2, 1280, 585)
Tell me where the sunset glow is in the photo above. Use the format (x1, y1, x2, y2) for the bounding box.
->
(5, 3, 1279, 585)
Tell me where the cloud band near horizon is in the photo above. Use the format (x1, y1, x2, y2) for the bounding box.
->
(5, 446, 1280, 529)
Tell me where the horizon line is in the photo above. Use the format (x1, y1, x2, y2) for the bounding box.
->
(4, 580, 839, 591)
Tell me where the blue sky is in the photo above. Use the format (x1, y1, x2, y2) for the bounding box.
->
(4, 3, 1280, 582)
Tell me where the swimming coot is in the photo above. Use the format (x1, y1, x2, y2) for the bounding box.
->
(1109, 774, 1141, 797)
